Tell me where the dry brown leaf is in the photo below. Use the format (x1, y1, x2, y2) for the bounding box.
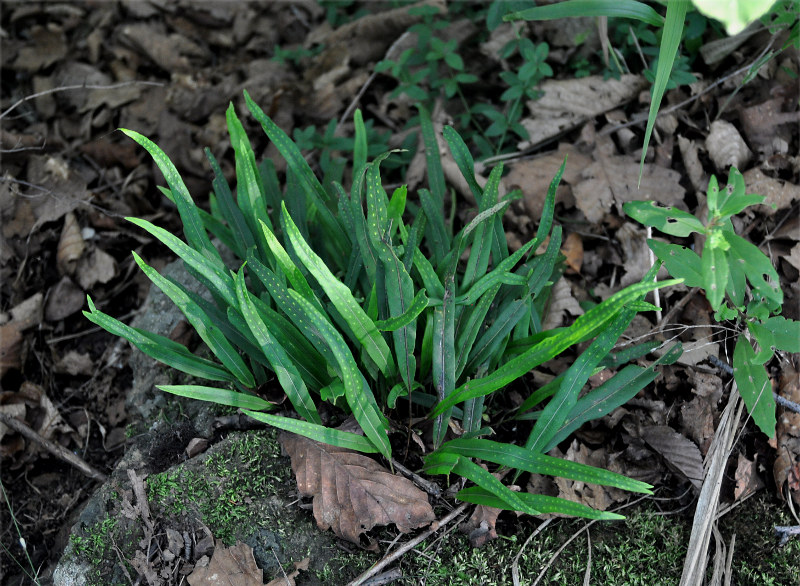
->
(561, 232, 583, 274)
(641, 425, 704, 490)
(542, 276, 583, 331)
(279, 432, 435, 547)
(2, 293, 43, 331)
(706, 120, 751, 171)
(265, 557, 309, 586)
(13, 26, 67, 71)
(462, 504, 501, 548)
(76, 247, 118, 290)
(733, 453, 762, 501)
(572, 150, 686, 223)
(187, 541, 263, 586)
(57, 212, 85, 276)
(518, 75, 648, 148)
(0, 323, 23, 377)
(743, 167, 800, 215)
(551, 441, 625, 512)
(54, 350, 94, 376)
(739, 97, 800, 156)
(677, 135, 707, 194)
(503, 143, 590, 220)
(45, 276, 85, 321)
(616, 222, 653, 287)
(774, 362, 800, 506)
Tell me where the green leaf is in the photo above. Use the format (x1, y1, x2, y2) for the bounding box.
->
(747, 320, 776, 365)
(438, 438, 653, 494)
(282, 202, 396, 379)
(120, 129, 223, 269)
(374, 290, 429, 331)
(722, 231, 783, 310)
(442, 125, 483, 201)
(132, 252, 254, 388)
(423, 451, 540, 516)
(638, 0, 688, 184)
(457, 486, 625, 520)
(258, 219, 317, 305)
(623, 201, 705, 237)
(432, 275, 456, 448)
(504, 0, 664, 26)
(205, 148, 255, 258)
(733, 336, 776, 438)
(127, 217, 237, 308)
(647, 240, 703, 287)
(84, 297, 235, 383)
(545, 343, 683, 450)
(527, 309, 636, 453)
(762, 316, 800, 353)
(430, 278, 681, 417)
(243, 410, 381, 453)
(286, 288, 391, 459)
(701, 239, 729, 311)
(693, 0, 779, 34)
(715, 168, 765, 219)
(158, 385, 273, 411)
(235, 268, 321, 424)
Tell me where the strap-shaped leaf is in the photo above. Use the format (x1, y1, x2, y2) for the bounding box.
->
(243, 410, 380, 453)
(534, 158, 565, 244)
(432, 275, 456, 448)
(527, 309, 635, 453)
(206, 148, 256, 259)
(282, 202, 396, 378)
(374, 290, 429, 331)
(235, 269, 321, 424)
(430, 278, 681, 416)
(258, 219, 317, 305)
(462, 165, 504, 289)
(84, 297, 234, 383)
(504, 0, 664, 27)
(437, 438, 653, 494)
(120, 129, 223, 268)
(545, 343, 683, 450)
(623, 201, 705, 237)
(127, 217, 237, 307)
(456, 238, 537, 305)
(733, 336, 776, 438)
(244, 91, 348, 258)
(412, 248, 445, 299)
(158, 385, 273, 411)
(419, 188, 449, 266)
(443, 125, 482, 201)
(286, 289, 391, 459)
(457, 486, 625, 520)
(133, 252, 254, 388)
(423, 451, 540, 515)
(454, 283, 501, 380)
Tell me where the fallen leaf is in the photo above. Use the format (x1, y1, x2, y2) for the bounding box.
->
(561, 232, 583, 274)
(734, 453, 762, 501)
(187, 541, 263, 586)
(54, 350, 94, 376)
(706, 120, 751, 171)
(641, 425, 704, 490)
(743, 167, 800, 215)
(774, 362, 800, 506)
(542, 276, 583, 331)
(57, 212, 85, 275)
(45, 276, 85, 321)
(279, 432, 435, 547)
(0, 323, 23, 376)
(76, 247, 118, 289)
(265, 557, 309, 586)
(462, 504, 501, 548)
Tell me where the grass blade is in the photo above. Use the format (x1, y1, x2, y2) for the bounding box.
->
(457, 486, 624, 520)
(158, 385, 273, 411)
(120, 129, 223, 268)
(432, 276, 456, 448)
(504, 0, 664, 27)
(235, 268, 321, 424)
(282, 202, 396, 378)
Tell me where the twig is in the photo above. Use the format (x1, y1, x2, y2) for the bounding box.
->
(511, 519, 552, 586)
(346, 503, 469, 586)
(0, 81, 163, 120)
(775, 525, 800, 547)
(391, 458, 441, 497)
(0, 413, 107, 482)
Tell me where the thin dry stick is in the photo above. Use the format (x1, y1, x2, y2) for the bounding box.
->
(0, 412, 108, 482)
(0, 81, 163, 120)
(582, 529, 592, 586)
(346, 503, 469, 586)
(532, 521, 599, 586)
(511, 518, 552, 586)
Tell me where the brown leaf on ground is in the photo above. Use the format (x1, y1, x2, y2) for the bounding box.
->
(279, 432, 435, 547)
(734, 453, 763, 501)
(550, 441, 627, 513)
(542, 276, 583, 331)
(774, 362, 800, 506)
(743, 167, 800, 215)
(265, 557, 309, 586)
(187, 541, 263, 586)
(706, 120, 751, 171)
(641, 425, 704, 490)
(561, 232, 583, 274)
(462, 504, 501, 548)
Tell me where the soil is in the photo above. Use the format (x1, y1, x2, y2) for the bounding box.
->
(1, 2, 798, 585)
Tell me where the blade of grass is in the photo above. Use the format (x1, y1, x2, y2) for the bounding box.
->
(158, 385, 273, 411)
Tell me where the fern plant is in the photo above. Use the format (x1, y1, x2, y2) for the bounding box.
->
(86, 91, 681, 520)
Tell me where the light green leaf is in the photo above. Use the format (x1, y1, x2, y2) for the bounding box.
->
(733, 336, 776, 438)
(282, 202, 396, 378)
(762, 316, 800, 353)
(701, 239, 729, 311)
(457, 486, 625, 520)
(235, 268, 321, 424)
(693, 0, 778, 34)
(623, 201, 705, 237)
(647, 240, 703, 288)
(504, 0, 664, 27)
(133, 252, 254, 388)
(722, 231, 783, 310)
(158, 385, 272, 411)
(243, 410, 380, 453)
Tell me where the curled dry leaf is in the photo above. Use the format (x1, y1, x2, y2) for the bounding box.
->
(641, 425, 704, 490)
(279, 432, 435, 547)
(57, 212, 85, 275)
(187, 540, 263, 586)
(706, 120, 751, 171)
(541, 276, 583, 331)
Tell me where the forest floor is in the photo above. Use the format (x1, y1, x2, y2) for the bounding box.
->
(1, 2, 799, 585)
